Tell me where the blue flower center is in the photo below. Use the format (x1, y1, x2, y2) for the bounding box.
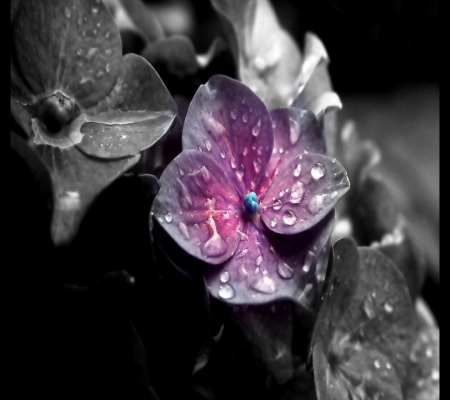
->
(243, 192, 259, 215)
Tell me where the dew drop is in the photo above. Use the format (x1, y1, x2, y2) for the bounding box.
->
(92, 6, 99, 14)
(251, 276, 277, 294)
(279, 190, 284, 198)
(243, 147, 248, 156)
(105, 63, 110, 73)
(231, 109, 237, 120)
(258, 146, 263, 155)
(431, 369, 439, 382)
(237, 164, 245, 179)
(279, 147, 284, 154)
(231, 157, 237, 169)
(270, 217, 277, 227)
(203, 217, 226, 257)
(289, 118, 300, 144)
(273, 199, 282, 210)
(164, 212, 173, 223)
(156, 216, 164, 224)
(253, 57, 266, 71)
(293, 164, 302, 177)
(308, 194, 327, 215)
(219, 284, 235, 299)
(253, 158, 262, 173)
(220, 271, 230, 283)
(252, 119, 261, 136)
(256, 255, 263, 266)
(426, 347, 433, 358)
(331, 191, 338, 200)
(331, 158, 336, 163)
(220, 150, 226, 159)
(205, 140, 212, 151)
(283, 210, 297, 226)
(64, 7, 71, 18)
(177, 221, 190, 240)
(302, 251, 315, 273)
(242, 113, 248, 123)
(278, 261, 294, 279)
(290, 181, 305, 204)
(363, 293, 377, 319)
(384, 302, 394, 313)
(374, 359, 381, 369)
(386, 362, 392, 369)
(311, 163, 325, 180)
(76, 48, 83, 56)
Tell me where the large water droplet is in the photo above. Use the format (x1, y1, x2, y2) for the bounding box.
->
(231, 109, 237, 120)
(293, 164, 302, 177)
(164, 212, 173, 223)
(251, 276, 277, 294)
(302, 251, 315, 273)
(290, 181, 305, 204)
(252, 158, 262, 173)
(219, 284, 235, 299)
(64, 7, 71, 18)
(283, 210, 297, 225)
(311, 163, 325, 180)
(252, 119, 261, 136)
(178, 221, 190, 240)
(273, 199, 282, 210)
(220, 271, 230, 283)
(242, 113, 248, 123)
(205, 140, 212, 151)
(363, 293, 377, 319)
(308, 194, 327, 215)
(278, 261, 294, 279)
(270, 217, 277, 227)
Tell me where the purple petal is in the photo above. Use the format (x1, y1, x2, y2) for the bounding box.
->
(205, 211, 334, 305)
(153, 149, 243, 265)
(182, 75, 273, 197)
(256, 107, 326, 196)
(259, 152, 349, 234)
(12, 0, 122, 108)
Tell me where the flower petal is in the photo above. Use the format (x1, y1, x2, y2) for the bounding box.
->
(256, 107, 326, 196)
(260, 153, 349, 234)
(211, 0, 303, 109)
(153, 149, 243, 265)
(205, 211, 334, 305)
(11, 0, 122, 108)
(182, 75, 273, 197)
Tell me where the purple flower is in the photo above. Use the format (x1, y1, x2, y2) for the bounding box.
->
(153, 75, 350, 305)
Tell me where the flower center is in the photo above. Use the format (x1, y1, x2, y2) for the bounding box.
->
(243, 192, 259, 215)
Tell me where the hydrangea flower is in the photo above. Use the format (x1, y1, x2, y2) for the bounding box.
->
(10, 0, 176, 244)
(153, 75, 350, 305)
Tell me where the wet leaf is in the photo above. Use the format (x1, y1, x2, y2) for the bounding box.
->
(311, 239, 416, 399)
(11, 0, 122, 108)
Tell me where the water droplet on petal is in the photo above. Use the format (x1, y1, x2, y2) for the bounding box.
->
(252, 119, 261, 136)
(251, 276, 277, 294)
(279, 190, 284, 198)
(331, 191, 337, 199)
(205, 140, 212, 151)
(374, 359, 381, 369)
(278, 261, 294, 279)
(386, 362, 392, 369)
(219, 284, 235, 299)
(384, 302, 393, 313)
(231, 157, 237, 169)
(164, 212, 173, 223)
(363, 293, 377, 319)
(340, 174, 350, 187)
(92, 6, 99, 14)
(203, 217, 226, 257)
(76, 48, 83, 56)
(243, 147, 248, 156)
(231, 109, 237, 120)
(177, 221, 190, 240)
(220, 150, 226, 158)
(311, 163, 325, 180)
(302, 251, 315, 272)
(253, 57, 266, 71)
(242, 113, 248, 123)
(279, 147, 284, 154)
(331, 158, 336, 163)
(237, 164, 245, 179)
(293, 164, 302, 177)
(253, 158, 262, 173)
(64, 7, 71, 17)
(220, 271, 230, 283)
(105, 63, 110, 73)
(308, 194, 327, 215)
(283, 210, 297, 225)
(256, 255, 263, 266)
(270, 217, 277, 227)
(290, 181, 305, 204)
(273, 199, 282, 211)
(431, 369, 439, 382)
